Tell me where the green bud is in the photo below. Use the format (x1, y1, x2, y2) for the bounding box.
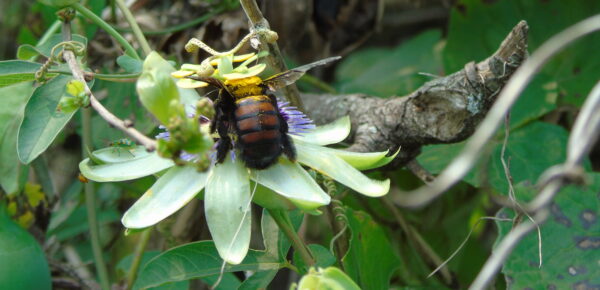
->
(156, 139, 173, 159)
(137, 52, 181, 125)
(56, 96, 80, 113)
(196, 98, 215, 120)
(66, 80, 85, 97)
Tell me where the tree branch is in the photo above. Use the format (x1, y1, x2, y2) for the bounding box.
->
(302, 21, 529, 167)
(62, 49, 157, 151)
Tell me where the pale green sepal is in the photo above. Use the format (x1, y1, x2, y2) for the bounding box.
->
(296, 142, 390, 197)
(122, 165, 208, 229)
(79, 152, 174, 182)
(91, 146, 149, 163)
(291, 116, 351, 145)
(250, 158, 330, 210)
(223, 63, 266, 80)
(136, 51, 180, 125)
(205, 155, 251, 265)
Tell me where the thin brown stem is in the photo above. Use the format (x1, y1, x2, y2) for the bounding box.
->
(239, 0, 304, 110)
(61, 49, 157, 151)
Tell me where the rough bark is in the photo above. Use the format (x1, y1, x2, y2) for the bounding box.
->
(302, 21, 529, 167)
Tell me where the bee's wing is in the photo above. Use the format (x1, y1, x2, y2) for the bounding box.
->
(185, 76, 232, 101)
(262, 56, 341, 91)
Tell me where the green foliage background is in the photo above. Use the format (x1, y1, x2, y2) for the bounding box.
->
(0, 0, 598, 289)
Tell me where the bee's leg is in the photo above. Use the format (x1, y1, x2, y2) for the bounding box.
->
(278, 111, 297, 162)
(214, 110, 232, 164)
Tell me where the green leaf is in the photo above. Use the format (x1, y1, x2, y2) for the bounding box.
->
(17, 74, 75, 164)
(250, 158, 330, 211)
(342, 208, 400, 290)
(296, 141, 390, 197)
(79, 149, 174, 182)
(419, 122, 569, 195)
(117, 251, 190, 290)
(0, 204, 51, 290)
(334, 30, 443, 97)
(122, 165, 208, 229)
(0, 82, 33, 194)
(117, 54, 143, 73)
(261, 209, 303, 261)
(205, 156, 251, 264)
(297, 267, 361, 290)
(444, 0, 600, 107)
(17, 34, 87, 60)
(37, 0, 80, 7)
(497, 175, 600, 288)
(237, 270, 278, 290)
(134, 241, 281, 289)
(0, 61, 43, 88)
(137, 52, 180, 125)
(294, 244, 336, 274)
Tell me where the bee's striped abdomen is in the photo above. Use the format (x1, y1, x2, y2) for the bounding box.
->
(234, 95, 282, 169)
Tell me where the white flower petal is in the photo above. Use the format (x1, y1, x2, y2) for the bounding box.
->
(121, 166, 208, 229)
(296, 142, 390, 197)
(205, 156, 251, 264)
(291, 116, 351, 145)
(79, 152, 174, 182)
(250, 158, 330, 210)
(294, 139, 398, 170)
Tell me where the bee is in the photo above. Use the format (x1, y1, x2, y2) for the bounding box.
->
(189, 56, 340, 169)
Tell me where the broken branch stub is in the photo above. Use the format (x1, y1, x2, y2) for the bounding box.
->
(302, 21, 529, 167)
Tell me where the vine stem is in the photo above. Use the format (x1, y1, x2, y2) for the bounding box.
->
(115, 8, 223, 36)
(114, 0, 152, 56)
(267, 209, 315, 267)
(62, 19, 111, 290)
(71, 2, 140, 60)
(126, 228, 152, 290)
(239, 0, 304, 110)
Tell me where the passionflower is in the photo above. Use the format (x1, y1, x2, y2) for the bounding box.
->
(80, 51, 395, 264)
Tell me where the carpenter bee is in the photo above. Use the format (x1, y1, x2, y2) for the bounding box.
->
(189, 56, 340, 169)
